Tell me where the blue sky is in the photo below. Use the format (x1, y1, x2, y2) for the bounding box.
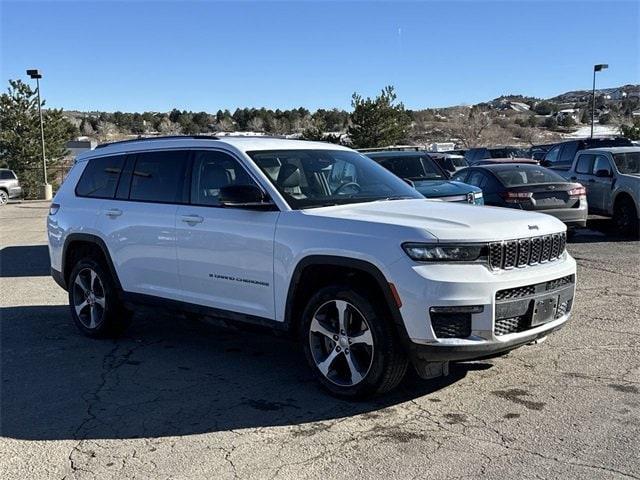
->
(1, 1, 638, 112)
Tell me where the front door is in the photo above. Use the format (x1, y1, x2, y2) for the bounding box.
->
(175, 150, 279, 320)
(589, 154, 614, 212)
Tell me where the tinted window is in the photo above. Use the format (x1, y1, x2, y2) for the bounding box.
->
(129, 150, 189, 203)
(75, 155, 125, 199)
(576, 154, 595, 174)
(592, 155, 612, 175)
(377, 156, 446, 180)
(0, 170, 16, 180)
(451, 170, 468, 182)
(545, 145, 561, 163)
(466, 171, 486, 187)
(559, 142, 578, 163)
(494, 166, 568, 186)
(191, 150, 257, 206)
(613, 152, 640, 174)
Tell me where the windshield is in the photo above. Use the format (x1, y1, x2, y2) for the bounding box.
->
(613, 152, 640, 174)
(494, 166, 568, 186)
(376, 155, 447, 181)
(248, 149, 423, 209)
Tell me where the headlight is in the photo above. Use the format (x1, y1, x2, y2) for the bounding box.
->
(402, 243, 487, 262)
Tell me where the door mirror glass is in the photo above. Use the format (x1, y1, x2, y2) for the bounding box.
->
(219, 184, 274, 208)
(594, 169, 612, 178)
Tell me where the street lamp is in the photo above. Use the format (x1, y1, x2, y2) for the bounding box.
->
(591, 64, 608, 139)
(26, 68, 52, 200)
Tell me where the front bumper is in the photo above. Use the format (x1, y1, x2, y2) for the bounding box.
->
(8, 186, 22, 199)
(390, 253, 577, 361)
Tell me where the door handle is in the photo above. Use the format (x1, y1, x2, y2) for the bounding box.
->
(181, 214, 204, 224)
(105, 208, 122, 217)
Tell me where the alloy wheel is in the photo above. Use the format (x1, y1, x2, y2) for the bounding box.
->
(0, 190, 8, 206)
(308, 299, 374, 386)
(72, 267, 106, 329)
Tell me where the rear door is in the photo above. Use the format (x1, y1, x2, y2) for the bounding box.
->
(96, 149, 188, 299)
(175, 149, 278, 319)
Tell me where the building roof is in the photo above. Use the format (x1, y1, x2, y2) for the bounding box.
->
(77, 135, 351, 162)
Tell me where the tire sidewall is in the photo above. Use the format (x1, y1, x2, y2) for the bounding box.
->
(300, 284, 396, 398)
(0, 190, 8, 205)
(614, 199, 639, 237)
(68, 258, 122, 337)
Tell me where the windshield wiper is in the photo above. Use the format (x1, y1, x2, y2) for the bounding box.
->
(374, 195, 416, 202)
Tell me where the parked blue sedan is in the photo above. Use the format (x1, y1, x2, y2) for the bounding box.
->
(365, 151, 484, 205)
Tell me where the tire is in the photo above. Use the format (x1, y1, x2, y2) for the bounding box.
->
(0, 190, 8, 206)
(301, 284, 408, 399)
(613, 197, 639, 238)
(68, 257, 131, 337)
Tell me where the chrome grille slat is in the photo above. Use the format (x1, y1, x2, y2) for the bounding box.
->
(488, 232, 566, 271)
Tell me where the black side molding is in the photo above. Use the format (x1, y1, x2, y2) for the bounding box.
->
(62, 233, 123, 291)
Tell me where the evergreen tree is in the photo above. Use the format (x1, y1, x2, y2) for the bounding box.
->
(0, 79, 76, 197)
(348, 86, 411, 148)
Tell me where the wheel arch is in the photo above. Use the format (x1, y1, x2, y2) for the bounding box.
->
(61, 233, 122, 291)
(613, 190, 637, 214)
(284, 255, 410, 343)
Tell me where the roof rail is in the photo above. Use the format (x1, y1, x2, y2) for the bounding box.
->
(357, 145, 423, 153)
(95, 135, 220, 149)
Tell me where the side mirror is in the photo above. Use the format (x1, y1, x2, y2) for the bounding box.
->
(219, 184, 275, 209)
(540, 159, 551, 167)
(594, 169, 612, 178)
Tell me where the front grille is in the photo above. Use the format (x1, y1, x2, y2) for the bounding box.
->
(489, 232, 566, 270)
(495, 316, 529, 336)
(496, 285, 536, 301)
(555, 299, 573, 319)
(430, 312, 472, 339)
(546, 275, 574, 291)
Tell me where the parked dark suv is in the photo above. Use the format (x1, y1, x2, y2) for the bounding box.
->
(541, 137, 633, 171)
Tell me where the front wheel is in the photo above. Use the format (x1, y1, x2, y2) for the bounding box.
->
(68, 258, 131, 337)
(301, 285, 408, 398)
(0, 190, 8, 206)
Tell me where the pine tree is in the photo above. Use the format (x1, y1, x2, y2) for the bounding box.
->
(0, 79, 76, 197)
(348, 86, 411, 148)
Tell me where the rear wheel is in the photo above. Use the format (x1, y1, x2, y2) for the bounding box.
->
(301, 285, 408, 398)
(613, 197, 639, 238)
(0, 190, 8, 206)
(68, 258, 131, 337)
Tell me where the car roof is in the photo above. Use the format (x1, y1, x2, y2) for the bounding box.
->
(579, 146, 640, 154)
(477, 157, 537, 164)
(76, 136, 352, 162)
(469, 163, 546, 172)
(365, 151, 434, 159)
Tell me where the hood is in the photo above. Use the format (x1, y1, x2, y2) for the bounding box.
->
(412, 180, 480, 198)
(303, 199, 565, 242)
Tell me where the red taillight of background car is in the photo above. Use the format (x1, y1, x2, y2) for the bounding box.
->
(500, 191, 533, 203)
(568, 186, 587, 198)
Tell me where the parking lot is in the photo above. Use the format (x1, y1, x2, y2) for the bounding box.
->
(1, 201, 639, 479)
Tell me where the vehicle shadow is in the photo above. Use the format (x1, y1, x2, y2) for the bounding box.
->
(0, 245, 51, 277)
(569, 219, 636, 244)
(0, 304, 482, 441)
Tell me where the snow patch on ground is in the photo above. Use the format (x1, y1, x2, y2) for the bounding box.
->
(564, 124, 620, 139)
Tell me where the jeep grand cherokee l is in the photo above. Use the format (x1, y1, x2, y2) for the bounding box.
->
(48, 136, 577, 398)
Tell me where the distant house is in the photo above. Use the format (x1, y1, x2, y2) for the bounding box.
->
(556, 108, 579, 122)
(509, 102, 531, 112)
(66, 138, 97, 157)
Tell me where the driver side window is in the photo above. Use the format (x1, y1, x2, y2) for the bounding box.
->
(190, 150, 257, 206)
(592, 155, 612, 176)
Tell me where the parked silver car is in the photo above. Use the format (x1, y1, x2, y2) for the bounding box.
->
(564, 147, 640, 236)
(0, 169, 22, 205)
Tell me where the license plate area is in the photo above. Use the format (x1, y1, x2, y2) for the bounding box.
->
(531, 294, 559, 326)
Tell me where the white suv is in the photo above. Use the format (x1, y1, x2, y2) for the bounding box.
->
(48, 136, 577, 398)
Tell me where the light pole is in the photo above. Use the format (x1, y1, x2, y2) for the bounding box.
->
(26, 68, 52, 200)
(591, 64, 608, 139)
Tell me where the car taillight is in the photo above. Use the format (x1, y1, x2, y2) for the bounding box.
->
(49, 203, 60, 215)
(500, 191, 533, 203)
(568, 186, 586, 198)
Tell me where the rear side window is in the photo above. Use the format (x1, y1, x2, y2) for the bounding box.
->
(129, 150, 189, 203)
(575, 154, 595, 174)
(75, 155, 125, 198)
(0, 170, 17, 180)
(559, 142, 578, 163)
(466, 171, 486, 187)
